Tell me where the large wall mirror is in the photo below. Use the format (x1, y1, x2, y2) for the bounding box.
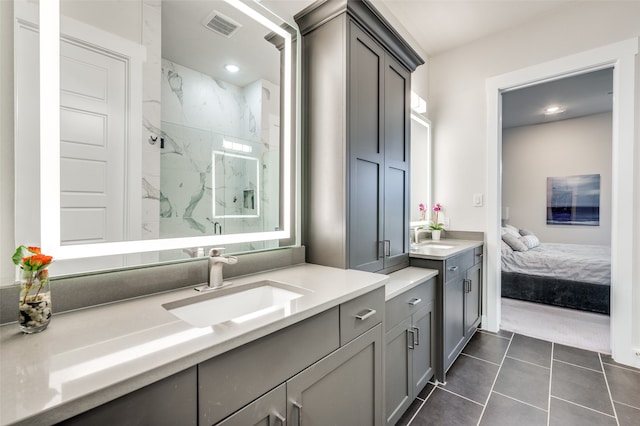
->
(12, 0, 296, 276)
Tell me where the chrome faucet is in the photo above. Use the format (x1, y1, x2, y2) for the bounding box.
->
(413, 227, 429, 244)
(196, 248, 238, 291)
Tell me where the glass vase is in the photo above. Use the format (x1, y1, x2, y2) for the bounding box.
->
(18, 269, 52, 334)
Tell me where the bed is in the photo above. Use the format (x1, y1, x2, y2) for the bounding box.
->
(500, 227, 611, 315)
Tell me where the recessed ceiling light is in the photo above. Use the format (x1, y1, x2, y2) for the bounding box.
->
(224, 64, 239, 73)
(544, 105, 565, 115)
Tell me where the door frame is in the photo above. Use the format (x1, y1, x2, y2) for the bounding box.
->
(485, 38, 638, 366)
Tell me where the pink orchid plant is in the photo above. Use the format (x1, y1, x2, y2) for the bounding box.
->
(428, 203, 444, 230)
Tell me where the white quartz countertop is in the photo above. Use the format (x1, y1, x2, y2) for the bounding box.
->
(385, 267, 439, 300)
(409, 239, 483, 260)
(0, 264, 388, 426)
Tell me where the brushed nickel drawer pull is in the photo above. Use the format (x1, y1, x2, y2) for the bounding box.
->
(274, 413, 286, 425)
(448, 266, 458, 271)
(408, 298, 422, 306)
(293, 401, 302, 426)
(407, 328, 415, 349)
(412, 326, 420, 345)
(355, 308, 377, 321)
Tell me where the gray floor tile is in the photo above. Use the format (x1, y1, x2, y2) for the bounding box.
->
(462, 331, 510, 364)
(439, 354, 499, 404)
(554, 343, 602, 371)
(479, 392, 547, 426)
(507, 334, 552, 367)
(410, 388, 483, 426)
(601, 354, 640, 373)
(603, 363, 640, 409)
(614, 402, 640, 426)
(395, 398, 423, 426)
(417, 382, 435, 400)
(480, 329, 513, 339)
(549, 397, 617, 426)
(494, 356, 550, 410)
(551, 360, 614, 415)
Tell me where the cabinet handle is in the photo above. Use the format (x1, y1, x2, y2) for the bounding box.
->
(293, 401, 302, 426)
(274, 413, 286, 425)
(408, 298, 422, 306)
(448, 266, 458, 272)
(464, 279, 472, 293)
(355, 308, 377, 321)
(412, 326, 420, 346)
(384, 240, 391, 257)
(476, 253, 483, 258)
(378, 241, 384, 259)
(407, 328, 415, 349)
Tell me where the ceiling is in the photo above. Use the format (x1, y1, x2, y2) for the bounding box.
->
(501, 68, 614, 129)
(267, 0, 609, 128)
(163, 0, 609, 127)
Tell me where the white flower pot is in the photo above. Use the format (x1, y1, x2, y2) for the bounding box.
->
(432, 230, 442, 241)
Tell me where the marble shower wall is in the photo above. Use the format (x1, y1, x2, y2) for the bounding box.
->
(159, 58, 280, 253)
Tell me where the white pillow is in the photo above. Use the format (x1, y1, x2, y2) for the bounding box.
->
(520, 234, 540, 249)
(504, 224, 519, 234)
(502, 233, 528, 252)
(501, 226, 520, 239)
(519, 228, 535, 237)
(501, 240, 514, 254)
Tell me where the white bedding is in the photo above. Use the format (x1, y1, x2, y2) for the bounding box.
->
(501, 242, 611, 286)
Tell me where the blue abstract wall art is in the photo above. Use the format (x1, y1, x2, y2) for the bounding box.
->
(547, 174, 600, 226)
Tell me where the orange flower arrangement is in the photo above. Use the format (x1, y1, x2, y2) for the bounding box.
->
(13, 245, 53, 304)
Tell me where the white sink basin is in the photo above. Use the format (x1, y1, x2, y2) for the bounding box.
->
(163, 280, 309, 327)
(420, 244, 455, 250)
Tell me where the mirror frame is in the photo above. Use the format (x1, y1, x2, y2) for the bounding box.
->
(39, 0, 293, 260)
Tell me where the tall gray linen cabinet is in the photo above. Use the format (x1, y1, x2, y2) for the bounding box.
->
(296, 0, 424, 274)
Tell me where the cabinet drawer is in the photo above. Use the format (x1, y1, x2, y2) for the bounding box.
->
(474, 245, 484, 265)
(385, 278, 435, 331)
(199, 307, 339, 425)
(340, 287, 384, 345)
(444, 250, 474, 283)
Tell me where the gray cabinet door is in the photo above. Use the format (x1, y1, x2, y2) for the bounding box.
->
(348, 22, 385, 273)
(444, 277, 466, 371)
(59, 367, 197, 426)
(465, 262, 482, 336)
(216, 384, 286, 426)
(385, 318, 412, 425)
(382, 55, 410, 271)
(411, 302, 434, 396)
(287, 324, 384, 426)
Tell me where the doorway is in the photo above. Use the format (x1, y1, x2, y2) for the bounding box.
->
(498, 69, 613, 353)
(485, 39, 638, 365)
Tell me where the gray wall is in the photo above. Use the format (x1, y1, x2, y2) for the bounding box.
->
(502, 113, 612, 245)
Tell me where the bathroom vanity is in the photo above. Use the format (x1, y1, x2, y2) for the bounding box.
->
(410, 239, 484, 382)
(0, 264, 387, 425)
(384, 267, 438, 426)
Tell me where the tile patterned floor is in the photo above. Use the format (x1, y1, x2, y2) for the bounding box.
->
(396, 330, 640, 426)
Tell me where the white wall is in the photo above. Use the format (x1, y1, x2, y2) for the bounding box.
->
(502, 113, 612, 245)
(428, 1, 640, 366)
(429, 2, 640, 231)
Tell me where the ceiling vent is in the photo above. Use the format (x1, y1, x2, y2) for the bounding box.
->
(203, 10, 242, 38)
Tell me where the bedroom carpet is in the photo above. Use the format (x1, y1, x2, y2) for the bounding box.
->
(500, 297, 610, 354)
